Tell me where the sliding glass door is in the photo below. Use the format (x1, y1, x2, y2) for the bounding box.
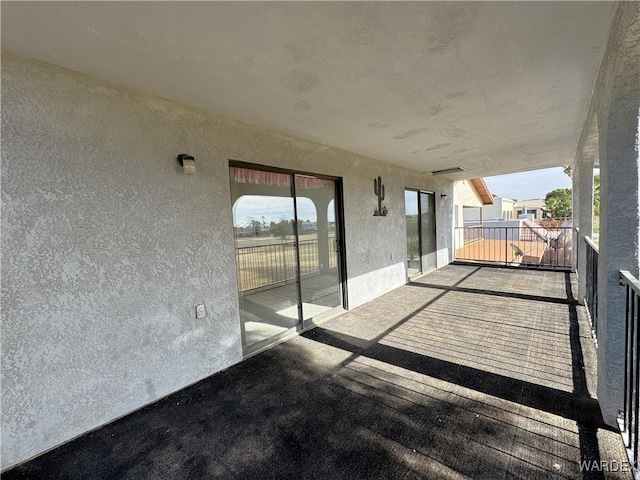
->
(420, 191, 437, 272)
(405, 189, 437, 279)
(405, 191, 421, 277)
(230, 164, 344, 353)
(295, 175, 342, 327)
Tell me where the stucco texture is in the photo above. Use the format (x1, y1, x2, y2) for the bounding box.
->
(571, 1, 640, 427)
(454, 180, 483, 208)
(1, 54, 453, 469)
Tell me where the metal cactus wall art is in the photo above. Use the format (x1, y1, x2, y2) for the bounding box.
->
(373, 176, 388, 216)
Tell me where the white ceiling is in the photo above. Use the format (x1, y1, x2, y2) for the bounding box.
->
(1, 2, 615, 179)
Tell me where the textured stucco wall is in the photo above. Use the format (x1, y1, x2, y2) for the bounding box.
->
(454, 180, 483, 208)
(571, 1, 640, 427)
(572, 154, 594, 297)
(453, 180, 482, 232)
(594, 2, 640, 428)
(1, 54, 454, 469)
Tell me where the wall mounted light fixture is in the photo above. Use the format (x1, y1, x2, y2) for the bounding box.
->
(177, 154, 196, 175)
(440, 193, 448, 199)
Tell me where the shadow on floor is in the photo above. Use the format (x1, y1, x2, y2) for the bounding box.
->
(3, 266, 628, 479)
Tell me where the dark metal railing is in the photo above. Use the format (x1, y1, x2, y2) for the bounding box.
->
(585, 236, 599, 340)
(454, 226, 572, 269)
(619, 270, 640, 478)
(235, 239, 337, 291)
(462, 224, 483, 244)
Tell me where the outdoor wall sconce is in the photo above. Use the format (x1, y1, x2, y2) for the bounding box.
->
(177, 154, 196, 175)
(441, 193, 448, 199)
(373, 176, 388, 216)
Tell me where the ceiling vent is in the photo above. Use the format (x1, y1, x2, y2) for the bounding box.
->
(428, 167, 467, 175)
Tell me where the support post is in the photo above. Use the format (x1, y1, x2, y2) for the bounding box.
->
(574, 153, 595, 303)
(597, 96, 640, 427)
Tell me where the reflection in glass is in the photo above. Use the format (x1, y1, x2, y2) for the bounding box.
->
(230, 167, 300, 348)
(328, 200, 337, 271)
(405, 190, 421, 277)
(420, 192, 437, 272)
(230, 167, 344, 350)
(295, 175, 341, 322)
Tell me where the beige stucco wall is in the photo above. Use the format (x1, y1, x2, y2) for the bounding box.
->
(466, 197, 515, 221)
(453, 180, 483, 235)
(0, 54, 454, 469)
(514, 198, 545, 211)
(454, 180, 483, 209)
(500, 198, 515, 219)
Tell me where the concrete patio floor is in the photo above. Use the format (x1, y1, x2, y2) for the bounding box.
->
(4, 264, 629, 479)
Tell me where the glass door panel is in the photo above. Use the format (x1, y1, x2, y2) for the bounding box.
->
(295, 175, 342, 325)
(420, 192, 437, 272)
(230, 167, 301, 350)
(405, 190, 421, 278)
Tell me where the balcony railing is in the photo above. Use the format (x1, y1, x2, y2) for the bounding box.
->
(585, 236, 599, 341)
(454, 226, 572, 269)
(235, 239, 337, 291)
(619, 269, 640, 479)
(461, 224, 483, 244)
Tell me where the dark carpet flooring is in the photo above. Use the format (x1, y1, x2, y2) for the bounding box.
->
(3, 265, 629, 479)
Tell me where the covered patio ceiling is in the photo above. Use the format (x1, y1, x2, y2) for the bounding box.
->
(1, 2, 615, 180)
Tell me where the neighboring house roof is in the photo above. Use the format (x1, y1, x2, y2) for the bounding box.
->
(470, 178, 495, 205)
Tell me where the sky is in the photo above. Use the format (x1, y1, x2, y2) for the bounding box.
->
(483, 167, 572, 201)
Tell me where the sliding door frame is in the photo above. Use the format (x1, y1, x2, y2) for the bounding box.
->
(405, 188, 438, 279)
(229, 160, 348, 355)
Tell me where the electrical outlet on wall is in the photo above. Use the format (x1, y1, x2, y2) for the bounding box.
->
(196, 304, 206, 319)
